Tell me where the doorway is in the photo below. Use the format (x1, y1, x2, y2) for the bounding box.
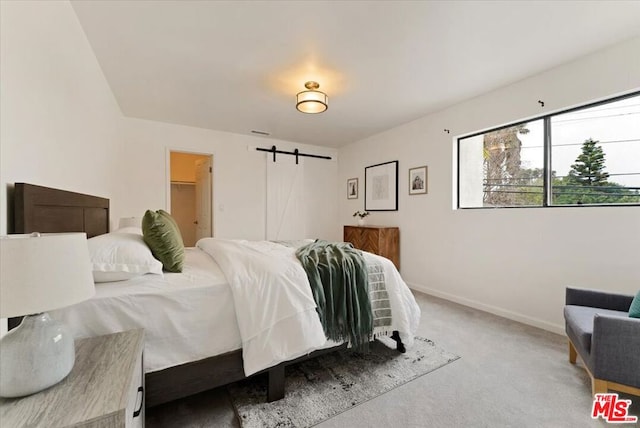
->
(169, 151, 213, 246)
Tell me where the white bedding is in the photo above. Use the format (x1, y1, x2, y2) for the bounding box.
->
(50, 239, 421, 378)
(196, 238, 421, 376)
(197, 239, 327, 376)
(50, 248, 242, 373)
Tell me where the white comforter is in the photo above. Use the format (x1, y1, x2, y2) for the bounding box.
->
(197, 238, 420, 376)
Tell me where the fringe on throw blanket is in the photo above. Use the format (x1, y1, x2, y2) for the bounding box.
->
(363, 253, 394, 339)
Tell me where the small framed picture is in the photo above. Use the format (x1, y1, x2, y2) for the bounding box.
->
(347, 178, 358, 199)
(409, 165, 428, 195)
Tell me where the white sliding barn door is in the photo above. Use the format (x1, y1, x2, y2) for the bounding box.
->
(266, 156, 305, 240)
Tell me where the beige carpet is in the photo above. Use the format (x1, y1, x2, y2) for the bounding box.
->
(227, 337, 459, 428)
(146, 293, 640, 427)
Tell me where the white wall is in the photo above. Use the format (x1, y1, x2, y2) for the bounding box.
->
(0, 0, 339, 244)
(0, 0, 124, 234)
(339, 37, 640, 333)
(0, 1, 124, 336)
(120, 117, 340, 242)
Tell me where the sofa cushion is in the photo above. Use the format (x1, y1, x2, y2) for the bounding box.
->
(564, 305, 628, 353)
(629, 290, 640, 318)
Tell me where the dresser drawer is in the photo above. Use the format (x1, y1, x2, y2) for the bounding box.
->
(126, 351, 144, 428)
(344, 226, 399, 270)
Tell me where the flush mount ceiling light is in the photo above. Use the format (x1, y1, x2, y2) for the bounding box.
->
(296, 81, 328, 114)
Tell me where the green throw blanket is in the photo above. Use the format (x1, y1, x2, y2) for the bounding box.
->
(295, 240, 373, 349)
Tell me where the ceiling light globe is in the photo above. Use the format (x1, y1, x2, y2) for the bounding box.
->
(296, 82, 328, 114)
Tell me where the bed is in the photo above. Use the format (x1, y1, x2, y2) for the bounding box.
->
(10, 183, 420, 407)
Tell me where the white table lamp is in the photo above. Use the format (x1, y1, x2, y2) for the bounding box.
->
(0, 233, 95, 397)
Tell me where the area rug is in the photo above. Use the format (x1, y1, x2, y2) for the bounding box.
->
(228, 337, 460, 428)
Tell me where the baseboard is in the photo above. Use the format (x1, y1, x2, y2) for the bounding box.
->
(407, 282, 565, 336)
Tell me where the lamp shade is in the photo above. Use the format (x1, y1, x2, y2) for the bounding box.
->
(296, 81, 328, 114)
(0, 233, 95, 318)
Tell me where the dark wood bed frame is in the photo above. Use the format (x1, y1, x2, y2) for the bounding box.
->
(10, 182, 404, 408)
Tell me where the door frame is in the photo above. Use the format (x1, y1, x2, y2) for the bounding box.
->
(166, 148, 215, 238)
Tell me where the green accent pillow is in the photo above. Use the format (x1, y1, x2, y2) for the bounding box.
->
(142, 209, 185, 272)
(629, 290, 640, 318)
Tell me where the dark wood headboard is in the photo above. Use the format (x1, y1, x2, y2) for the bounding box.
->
(14, 183, 110, 237)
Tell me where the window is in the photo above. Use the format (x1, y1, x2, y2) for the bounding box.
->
(458, 92, 640, 208)
(459, 120, 544, 207)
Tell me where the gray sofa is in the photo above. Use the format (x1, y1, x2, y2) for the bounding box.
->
(564, 287, 640, 396)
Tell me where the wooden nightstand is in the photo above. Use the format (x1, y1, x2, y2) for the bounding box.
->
(0, 329, 145, 428)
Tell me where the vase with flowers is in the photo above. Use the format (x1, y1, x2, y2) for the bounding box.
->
(353, 210, 370, 226)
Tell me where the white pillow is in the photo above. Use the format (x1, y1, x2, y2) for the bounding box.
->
(88, 232, 163, 283)
(113, 226, 143, 235)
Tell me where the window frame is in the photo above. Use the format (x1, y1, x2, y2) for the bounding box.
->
(456, 91, 640, 209)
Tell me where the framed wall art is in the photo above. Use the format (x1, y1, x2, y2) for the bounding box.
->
(409, 165, 428, 195)
(347, 178, 358, 199)
(365, 160, 398, 211)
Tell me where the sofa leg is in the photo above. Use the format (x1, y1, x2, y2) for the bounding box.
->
(592, 378, 608, 395)
(568, 341, 577, 364)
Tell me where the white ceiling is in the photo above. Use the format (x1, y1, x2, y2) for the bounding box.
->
(70, 1, 640, 148)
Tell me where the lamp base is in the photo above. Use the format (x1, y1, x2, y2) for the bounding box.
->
(0, 313, 75, 397)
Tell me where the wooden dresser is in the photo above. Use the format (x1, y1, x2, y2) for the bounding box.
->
(0, 329, 145, 428)
(344, 225, 400, 270)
